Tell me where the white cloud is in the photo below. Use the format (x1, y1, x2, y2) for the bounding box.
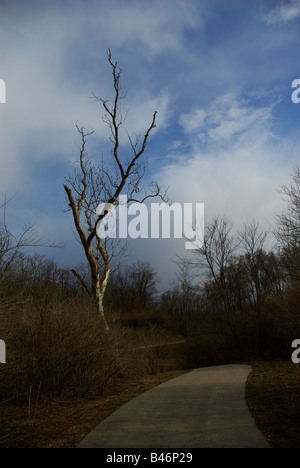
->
(0, 11, 93, 192)
(180, 109, 207, 134)
(0, 5, 174, 195)
(99, 0, 201, 59)
(265, 0, 300, 24)
(158, 144, 291, 237)
(179, 93, 275, 148)
(1, 0, 299, 282)
(158, 93, 295, 239)
(117, 91, 171, 145)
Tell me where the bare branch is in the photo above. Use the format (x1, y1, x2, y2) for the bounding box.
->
(64, 50, 167, 329)
(70, 268, 92, 296)
(128, 182, 170, 204)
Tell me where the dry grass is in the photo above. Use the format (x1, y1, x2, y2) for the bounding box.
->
(0, 371, 185, 448)
(246, 361, 300, 448)
(0, 290, 188, 448)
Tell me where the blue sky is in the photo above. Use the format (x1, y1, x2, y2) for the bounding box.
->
(0, 0, 300, 289)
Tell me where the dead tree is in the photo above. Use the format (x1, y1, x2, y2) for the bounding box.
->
(64, 50, 167, 330)
(276, 166, 300, 282)
(187, 216, 243, 358)
(0, 196, 59, 307)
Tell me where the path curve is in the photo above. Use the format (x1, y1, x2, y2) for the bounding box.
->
(77, 364, 269, 448)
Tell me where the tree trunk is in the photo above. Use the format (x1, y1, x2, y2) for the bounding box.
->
(96, 287, 109, 332)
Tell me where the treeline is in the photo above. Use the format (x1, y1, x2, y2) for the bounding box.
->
(161, 166, 300, 365)
(0, 167, 299, 399)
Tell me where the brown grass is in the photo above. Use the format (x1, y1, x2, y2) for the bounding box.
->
(0, 371, 185, 448)
(246, 360, 300, 448)
(0, 279, 190, 449)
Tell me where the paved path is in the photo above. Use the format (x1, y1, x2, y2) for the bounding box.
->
(77, 364, 269, 448)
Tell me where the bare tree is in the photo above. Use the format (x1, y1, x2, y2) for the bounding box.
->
(128, 261, 159, 308)
(162, 259, 201, 335)
(276, 166, 300, 281)
(107, 262, 159, 313)
(0, 197, 57, 286)
(0, 196, 59, 313)
(239, 222, 269, 304)
(64, 50, 167, 330)
(188, 216, 243, 357)
(238, 221, 270, 356)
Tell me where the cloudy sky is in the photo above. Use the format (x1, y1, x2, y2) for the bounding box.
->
(0, 0, 300, 289)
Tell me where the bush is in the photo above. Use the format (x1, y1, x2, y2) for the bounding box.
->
(0, 294, 125, 399)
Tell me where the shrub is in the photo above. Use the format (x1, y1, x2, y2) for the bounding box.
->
(0, 294, 126, 399)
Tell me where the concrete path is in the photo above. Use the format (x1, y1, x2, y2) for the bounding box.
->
(77, 364, 269, 448)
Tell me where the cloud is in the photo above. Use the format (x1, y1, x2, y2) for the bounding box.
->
(265, 0, 300, 24)
(115, 91, 172, 147)
(98, 0, 201, 59)
(179, 93, 275, 149)
(157, 92, 295, 239)
(0, 3, 174, 196)
(0, 10, 93, 193)
(158, 145, 291, 240)
(1, 0, 299, 285)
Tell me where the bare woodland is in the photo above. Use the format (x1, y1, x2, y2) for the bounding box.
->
(0, 51, 299, 404)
